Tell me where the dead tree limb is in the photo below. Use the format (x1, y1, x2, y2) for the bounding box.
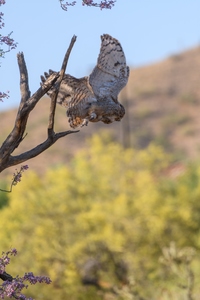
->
(0, 35, 79, 173)
(48, 34, 77, 136)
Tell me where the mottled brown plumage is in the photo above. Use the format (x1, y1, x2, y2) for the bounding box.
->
(41, 34, 129, 128)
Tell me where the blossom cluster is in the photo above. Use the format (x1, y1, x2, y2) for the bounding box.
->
(12, 165, 29, 186)
(0, 32, 17, 48)
(59, 0, 76, 11)
(0, 250, 51, 300)
(0, 32, 18, 57)
(0, 165, 29, 193)
(23, 273, 51, 285)
(82, 0, 116, 9)
(0, 249, 17, 275)
(60, 0, 116, 10)
(0, 12, 4, 29)
(0, 1, 17, 102)
(1, 276, 29, 299)
(0, 1, 17, 58)
(0, 91, 9, 101)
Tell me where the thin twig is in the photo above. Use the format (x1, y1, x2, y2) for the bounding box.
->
(48, 35, 77, 136)
(17, 52, 31, 109)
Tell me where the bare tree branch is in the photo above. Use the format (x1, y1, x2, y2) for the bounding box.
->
(6, 130, 78, 169)
(0, 35, 79, 174)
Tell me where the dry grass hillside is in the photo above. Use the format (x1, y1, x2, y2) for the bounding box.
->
(1, 46, 200, 178)
(127, 47, 200, 156)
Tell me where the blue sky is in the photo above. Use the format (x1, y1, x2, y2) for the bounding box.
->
(1, 0, 200, 111)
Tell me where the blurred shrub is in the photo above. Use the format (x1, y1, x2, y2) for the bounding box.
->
(0, 134, 200, 299)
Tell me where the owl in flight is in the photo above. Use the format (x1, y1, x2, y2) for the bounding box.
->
(41, 34, 129, 128)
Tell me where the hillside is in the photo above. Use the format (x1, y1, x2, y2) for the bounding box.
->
(1, 46, 200, 177)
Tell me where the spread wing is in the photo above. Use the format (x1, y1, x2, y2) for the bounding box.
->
(41, 70, 97, 128)
(40, 34, 128, 128)
(41, 70, 96, 108)
(89, 34, 129, 100)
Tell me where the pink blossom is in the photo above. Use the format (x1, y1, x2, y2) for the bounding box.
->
(0, 249, 51, 300)
(59, 0, 116, 10)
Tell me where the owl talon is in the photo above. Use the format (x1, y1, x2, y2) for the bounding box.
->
(89, 113, 97, 121)
(81, 119, 88, 127)
(44, 72, 50, 79)
(40, 75, 45, 83)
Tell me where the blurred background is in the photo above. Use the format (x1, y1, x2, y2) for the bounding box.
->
(1, 1, 200, 299)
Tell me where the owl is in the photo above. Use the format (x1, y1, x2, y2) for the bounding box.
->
(41, 34, 129, 128)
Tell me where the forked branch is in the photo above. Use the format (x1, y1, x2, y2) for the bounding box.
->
(0, 35, 79, 174)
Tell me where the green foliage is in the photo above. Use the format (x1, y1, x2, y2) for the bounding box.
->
(0, 134, 200, 299)
(0, 182, 9, 209)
